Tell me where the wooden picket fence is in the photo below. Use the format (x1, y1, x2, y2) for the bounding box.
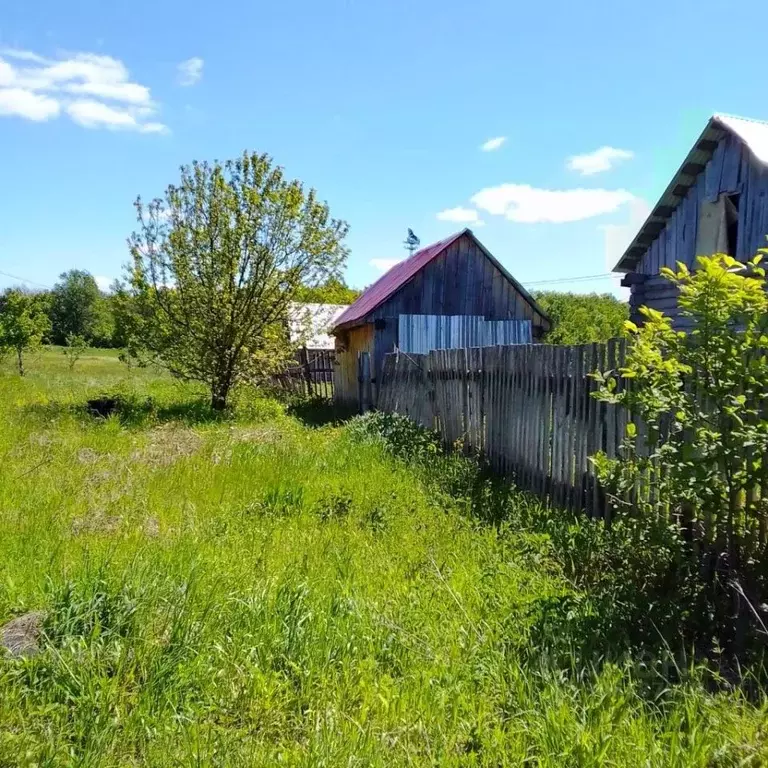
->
(378, 341, 629, 519)
(272, 348, 336, 400)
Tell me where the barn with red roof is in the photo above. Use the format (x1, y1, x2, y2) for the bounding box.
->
(332, 228, 550, 405)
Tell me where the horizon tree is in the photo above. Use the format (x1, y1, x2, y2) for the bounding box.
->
(50, 269, 113, 346)
(126, 151, 349, 410)
(0, 288, 50, 375)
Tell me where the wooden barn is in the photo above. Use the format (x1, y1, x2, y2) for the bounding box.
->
(614, 114, 768, 328)
(332, 228, 550, 406)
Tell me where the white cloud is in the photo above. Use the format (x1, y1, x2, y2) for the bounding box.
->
(567, 146, 634, 176)
(602, 197, 652, 270)
(0, 49, 166, 133)
(177, 57, 203, 86)
(436, 206, 484, 225)
(0, 60, 14, 86)
(94, 275, 114, 292)
(0, 87, 60, 120)
(370, 258, 403, 273)
(67, 99, 167, 133)
(481, 136, 506, 152)
(471, 183, 635, 223)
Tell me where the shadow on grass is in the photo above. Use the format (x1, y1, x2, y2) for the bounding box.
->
(25, 394, 228, 427)
(284, 396, 358, 428)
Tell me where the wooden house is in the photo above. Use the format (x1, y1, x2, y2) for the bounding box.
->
(287, 302, 348, 352)
(332, 228, 550, 406)
(614, 114, 768, 328)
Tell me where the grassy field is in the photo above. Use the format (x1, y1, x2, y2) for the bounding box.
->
(0, 348, 766, 766)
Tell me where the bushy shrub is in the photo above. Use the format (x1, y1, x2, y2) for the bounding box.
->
(594, 254, 768, 658)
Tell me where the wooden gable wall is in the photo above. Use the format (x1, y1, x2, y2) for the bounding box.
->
(628, 133, 768, 327)
(367, 233, 546, 330)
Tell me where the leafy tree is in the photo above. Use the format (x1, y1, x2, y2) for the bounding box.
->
(0, 288, 51, 375)
(63, 333, 88, 371)
(50, 270, 113, 346)
(127, 151, 349, 410)
(535, 291, 628, 344)
(294, 277, 361, 305)
(592, 253, 768, 653)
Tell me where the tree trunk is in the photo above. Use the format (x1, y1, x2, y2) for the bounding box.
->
(16, 347, 24, 377)
(210, 384, 229, 412)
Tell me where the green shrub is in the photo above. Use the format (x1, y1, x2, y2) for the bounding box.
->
(594, 253, 768, 658)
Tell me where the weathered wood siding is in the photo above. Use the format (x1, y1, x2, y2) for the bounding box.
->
(369, 234, 548, 336)
(378, 343, 627, 520)
(629, 134, 768, 327)
(333, 324, 374, 406)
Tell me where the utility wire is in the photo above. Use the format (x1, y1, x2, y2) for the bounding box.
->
(522, 272, 616, 287)
(0, 269, 52, 290)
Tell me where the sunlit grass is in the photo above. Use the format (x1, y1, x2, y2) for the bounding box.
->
(0, 348, 765, 765)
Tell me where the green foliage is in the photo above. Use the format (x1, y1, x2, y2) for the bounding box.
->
(347, 410, 442, 463)
(351, 412, 695, 660)
(50, 270, 113, 347)
(0, 349, 767, 764)
(535, 291, 628, 344)
(0, 288, 50, 375)
(294, 276, 361, 305)
(63, 333, 88, 371)
(593, 253, 768, 655)
(126, 151, 349, 410)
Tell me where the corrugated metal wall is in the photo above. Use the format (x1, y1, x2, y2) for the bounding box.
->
(398, 314, 532, 355)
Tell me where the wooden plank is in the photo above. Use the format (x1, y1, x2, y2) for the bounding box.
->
(564, 346, 578, 511)
(575, 345, 589, 512)
(603, 338, 619, 526)
(536, 345, 548, 497)
(554, 346, 567, 508)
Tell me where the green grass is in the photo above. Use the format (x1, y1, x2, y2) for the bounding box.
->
(0, 348, 766, 766)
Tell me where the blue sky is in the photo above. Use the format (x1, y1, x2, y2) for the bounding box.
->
(2, 0, 767, 297)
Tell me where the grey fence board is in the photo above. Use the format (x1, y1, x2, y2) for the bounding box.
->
(377, 340, 634, 519)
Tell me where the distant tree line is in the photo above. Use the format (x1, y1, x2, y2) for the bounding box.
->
(0, 148, 624, 398)
(0, 270, 362, 355)
(534, 290, 628, 345)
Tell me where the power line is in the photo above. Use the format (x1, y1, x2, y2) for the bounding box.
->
(522, 272, 616, 287)
(0, 269, 52, 290)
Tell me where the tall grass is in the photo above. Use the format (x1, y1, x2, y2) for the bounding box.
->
(0, 349, 765, 765)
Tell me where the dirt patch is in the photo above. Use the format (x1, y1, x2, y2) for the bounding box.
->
(1, 611, 46, 658)
(143, 517, 160, 537)
(77, 448, 100, 464)
(133, 425, 203, 467)
(71, 513, 122, 536)
(224, 426, 284, 444)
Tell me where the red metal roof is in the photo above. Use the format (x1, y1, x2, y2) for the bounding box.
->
(333, 230, 467, 329)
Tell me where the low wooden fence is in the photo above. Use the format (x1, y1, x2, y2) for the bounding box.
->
(378, 342, 628, 519)
(272, 348, 336, 400)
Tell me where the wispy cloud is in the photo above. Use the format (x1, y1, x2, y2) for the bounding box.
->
(567, 146, 634, 176)
(436, 206, 484, 226)
(471, 183, 634, 223)
(601, 197, 652, 269)
(67, 100, 167, 133)
(94, 275, 114, 292)
(0, 88, 60, 120)
(177, 57, 203, 86)
(370, 258, 403, 273)
(0, 49, 167, 133)
(480, 136, 506, 152)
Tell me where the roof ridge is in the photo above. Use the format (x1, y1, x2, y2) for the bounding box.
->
(714, 112, 768, 127)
